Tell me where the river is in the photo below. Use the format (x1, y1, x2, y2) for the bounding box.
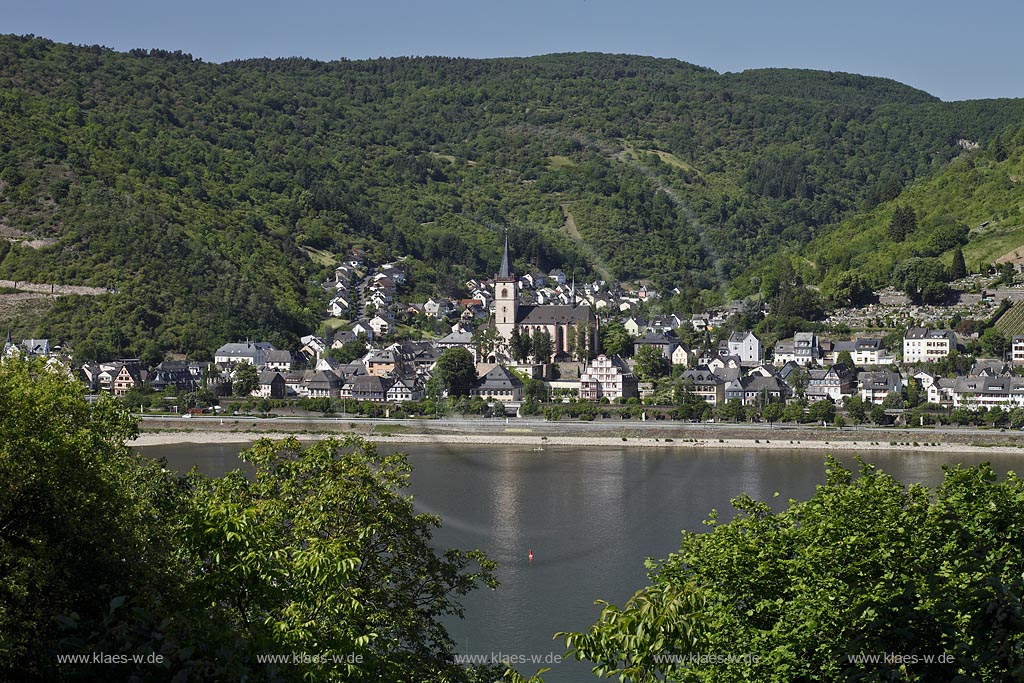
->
(138, 441, 1024, 682)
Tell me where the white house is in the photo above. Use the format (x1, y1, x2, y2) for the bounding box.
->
(773, 332, 820, 366)
(623, 317, 647, 337)
(859, 371, 903, 404)
(903, 328, 956, 364)
(726, 332, 764, 365)
(579, 355, 638, 401)
(368, 315, 391, 337)
(1012, 335, 1024, 366)
(214, 341, 275, 367)
(671, 343, 695, 367)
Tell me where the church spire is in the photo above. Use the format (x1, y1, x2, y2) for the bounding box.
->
(498, 232, 513, 279)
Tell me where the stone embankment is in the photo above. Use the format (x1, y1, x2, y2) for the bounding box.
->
(0, 279, 109, 296)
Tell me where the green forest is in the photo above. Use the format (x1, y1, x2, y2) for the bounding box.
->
(1, 35, 1024, 358)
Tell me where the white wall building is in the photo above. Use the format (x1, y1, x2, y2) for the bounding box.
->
(903, 328, 956, 364)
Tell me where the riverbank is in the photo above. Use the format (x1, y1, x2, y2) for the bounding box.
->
(132, 418, 1024, 454)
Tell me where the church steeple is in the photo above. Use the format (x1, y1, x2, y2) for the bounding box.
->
(497, 234, 513, 280)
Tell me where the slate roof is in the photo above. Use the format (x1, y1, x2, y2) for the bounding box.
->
(517, 304, 593, 325)
(474, 365, 523, 392)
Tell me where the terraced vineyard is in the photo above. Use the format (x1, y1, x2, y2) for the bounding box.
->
(994, 299, 1024, 336)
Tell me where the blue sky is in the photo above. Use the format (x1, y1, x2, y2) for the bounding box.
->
(6, 0, 1022, 101)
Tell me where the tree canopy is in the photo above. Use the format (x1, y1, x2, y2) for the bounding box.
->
(0, 356, 498, 682)
(538, 458, 1024, 683)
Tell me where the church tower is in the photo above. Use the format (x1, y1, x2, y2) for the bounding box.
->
(494, 235, 518, 342)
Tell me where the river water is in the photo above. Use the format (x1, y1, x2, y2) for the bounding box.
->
(139, 441, 1024, 682)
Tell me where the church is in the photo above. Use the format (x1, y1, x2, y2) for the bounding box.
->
(491, 237, 599, 363)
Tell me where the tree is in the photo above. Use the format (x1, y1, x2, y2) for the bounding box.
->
(836, 350, 856, 373)
(788, 367, 809, 397)
(472, 326, 501, 361)
(600, 320, 631, 358)
(184, 436, 499, 681)
(509, 327, 527, 362)
(761, 401, 784, 425)
(328, 336, 368, 363)
(716, 398, 745, 423)
(0, 357, 183, 680)
(806, 399, 835, 424)
(555, 459, 1024, 683)
(433, 347, 476, 397)
(0, 358, 502, 681)
(531, 329, 553, 364)
(980, 327, 1008, 359)
(893, 257, 949, 304)
(993, 136, 1009, 162)
(843, 394, 868, 423)
(572, 322, 594, 363)
(950, 247, 967, 280)
(633, 345, 670, 381)
(232, 361, 259, 397)
(828, 271, 874, 308)
(887, 205, 917, 242)
(781, 400, 806, 423)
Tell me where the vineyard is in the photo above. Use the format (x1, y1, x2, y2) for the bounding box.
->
(994, 300, 1024, 336)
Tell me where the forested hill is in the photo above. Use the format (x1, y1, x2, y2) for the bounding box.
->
(1, 35, 1023, 360)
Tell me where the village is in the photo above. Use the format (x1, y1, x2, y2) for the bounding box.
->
(7, 241, 1024, 427)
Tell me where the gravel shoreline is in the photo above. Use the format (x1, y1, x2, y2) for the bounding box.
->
(131, 424, 1024, 455)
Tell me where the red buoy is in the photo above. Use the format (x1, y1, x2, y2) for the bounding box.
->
(528, 549, 534, 562)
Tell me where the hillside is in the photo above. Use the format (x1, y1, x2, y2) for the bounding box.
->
(801, 123, 1024, 303)
(1, 35, 1023, 359)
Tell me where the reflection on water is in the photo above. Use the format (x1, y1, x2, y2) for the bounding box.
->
(138, 440, 1023, 682)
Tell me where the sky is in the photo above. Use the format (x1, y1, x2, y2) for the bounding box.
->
(5, 0, 1023, 102)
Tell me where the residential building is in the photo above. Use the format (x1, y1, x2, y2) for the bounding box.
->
(859, 371, 903, 404)
(903, 328, 957, 364)
(579, 354, 638, 401)
(348, 375, 392, 402)
(952, 375, 1024, 408)
(386, 376, 423, 403)
(623, 317, 647, 337)
(805, 364, 855, 403)
(679, 367, 726, 405)
(633, 332, 678, 360)
(305, 370, 343, 398)
(254, 371, 287, 399)
(1013, 335, 1024, 366)
(112, 361, 148, 396)
(435, 329, 477, 362)
(149, 361, 197, 393)
(365, 349, 400, 377)
(213, 341, 275, 367)
(831, 338, 895, 366)
(368, 315, 391, 337)
(727, 332, 764, 365)
(671, 343, 694, 367)
(724, 374, 789, 406)
(471, 365, 524, 402)
(773, 332, 820, 366)
(264, 350, 294, 372)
